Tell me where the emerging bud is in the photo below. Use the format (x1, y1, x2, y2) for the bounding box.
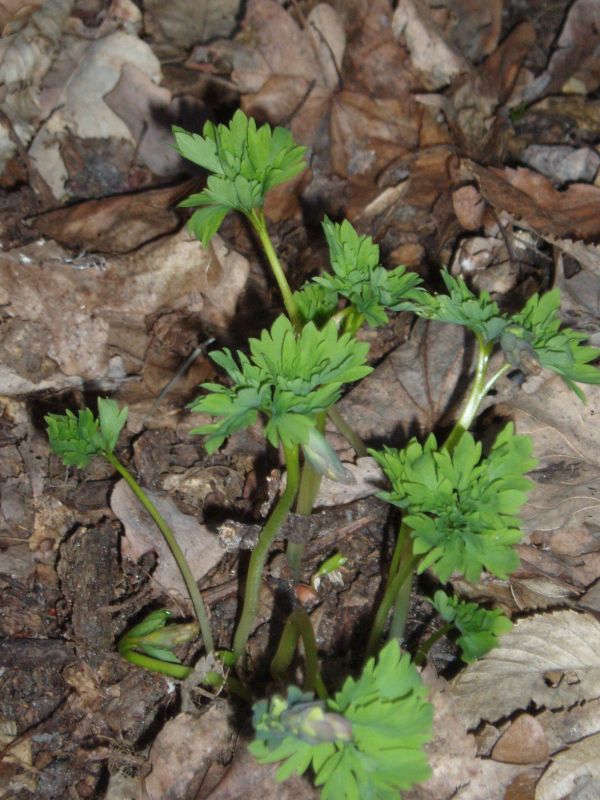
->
(302, 427, 356, 484)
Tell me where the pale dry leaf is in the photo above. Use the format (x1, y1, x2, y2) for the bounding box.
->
(404, 667, 526, 800)
(28, 31, 161, 200)
(535, 732, 600, 800)
(316, 456, 383, 507)
(111, 479, 225, 605)
(523, 0, 600, 102)
(537, 698, 600, 755)
(307, 4, 345, 91)
(392, 0, 469, 90)
(0, 0, 73, 171)
(452, 611, 600, 729)
(143, 0, 240, 57)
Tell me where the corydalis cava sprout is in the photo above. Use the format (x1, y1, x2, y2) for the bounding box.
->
(371, 424, 537, 583)
(430, 590, 513, 664)
(45, 397, 128, 469)
(250, 639, 433, 800)
(174, 110, 307, 245)
(190, 314, 372, 460)
(294, 218, 426, 329)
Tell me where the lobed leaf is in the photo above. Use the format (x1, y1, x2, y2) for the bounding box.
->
(316, 218, 427, 328)
(250, 640, 432, 799)
(431, 590, 513, 663)
(190, 315, 371, 454)
(175, 110, 307, 244)
(371, 424, 537, 582)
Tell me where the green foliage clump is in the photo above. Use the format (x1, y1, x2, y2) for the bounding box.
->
(372, 424, 537, 582)
(173, 110, 307, 245)
(45, 397, 128, 469)
(419, 270, 507, 343)
(294, 218, 425, 329)
(250, 639, 433, 800)
(507, 289, 600, 399)
(430, 590, 513, 663)
(190, 314, 372, 453)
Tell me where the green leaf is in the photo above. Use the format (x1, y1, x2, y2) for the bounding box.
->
(97, 397, 128, 454)
(371, 423, 537, 582)
(509, 288, 600, 399)
(250, 640, 432, 799)
(190, 314, 372, 452)
(45, 407, 105, 469)
(175, 110, 307, 245)
(315, 218, 427, 328)
(431, 590, 513, 663)
(293, 282, 339, 326)
(420, 270, 507, 344)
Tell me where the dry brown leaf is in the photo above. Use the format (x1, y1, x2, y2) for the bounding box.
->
(524, 0, 600, 102)
(491, 714, 549, 765)
(452, 611, 600, 729)
(28, 181, 189, 253)
(404, 667, 526, 800)
(537, 698, 600, 755)
(28, 30, 162, 201)
(459, 160, 600, 242)
(339, 319, 475, 445)
(143, 0, 240, 57)
(0, 0, 73, 172)
(535, 732, 600, 800)
(392, 0, 469, 90)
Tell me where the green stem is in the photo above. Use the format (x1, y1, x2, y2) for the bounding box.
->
(288, 413, 327, 580)
(414, 622, 452, 667)
(118, 647, 192, 679)
(248, 208, 301, 329)
(271, 609, 327, 700)
(327, 406, 367, 457)
(233, 443, 301, 662)
(388, 568, 413, 641)
(444, 339, 512, 454)
(105, 452, 214, 653)
(365, 554, 418, 659)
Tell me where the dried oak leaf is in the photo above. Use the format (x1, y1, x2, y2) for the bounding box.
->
(459, 160, 600, 242)
(452, 611, 600, 729)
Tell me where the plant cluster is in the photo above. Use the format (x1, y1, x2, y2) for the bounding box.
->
(46, 111, 600, 799)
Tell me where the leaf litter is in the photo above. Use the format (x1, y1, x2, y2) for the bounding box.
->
(2, 0, 600, 798)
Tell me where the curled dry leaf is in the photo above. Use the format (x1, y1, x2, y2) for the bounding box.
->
(459, 160, 600, 242)
(452, 611, 600, 729)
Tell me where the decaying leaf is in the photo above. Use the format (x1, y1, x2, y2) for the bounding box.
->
(111, 479, 225, 605)
(452, 611, 600, 729)
(339, 319, 475, 445)
(535, 731, 600, 800)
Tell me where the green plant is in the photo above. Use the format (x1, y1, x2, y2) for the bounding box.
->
(45, 110, 600, 800)
(190, 313, 372, 660)
(117, 609, 199, 679)
(250, 639, 433, 800)
(426, 591, 513, 664)
(45, 398, 214, 667)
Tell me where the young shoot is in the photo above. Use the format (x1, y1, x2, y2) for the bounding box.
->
(45, 398, 214, 666)
(174, 110, 307, 327)
(250, 639, 433, 800)
(191, 314, 372, 660)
